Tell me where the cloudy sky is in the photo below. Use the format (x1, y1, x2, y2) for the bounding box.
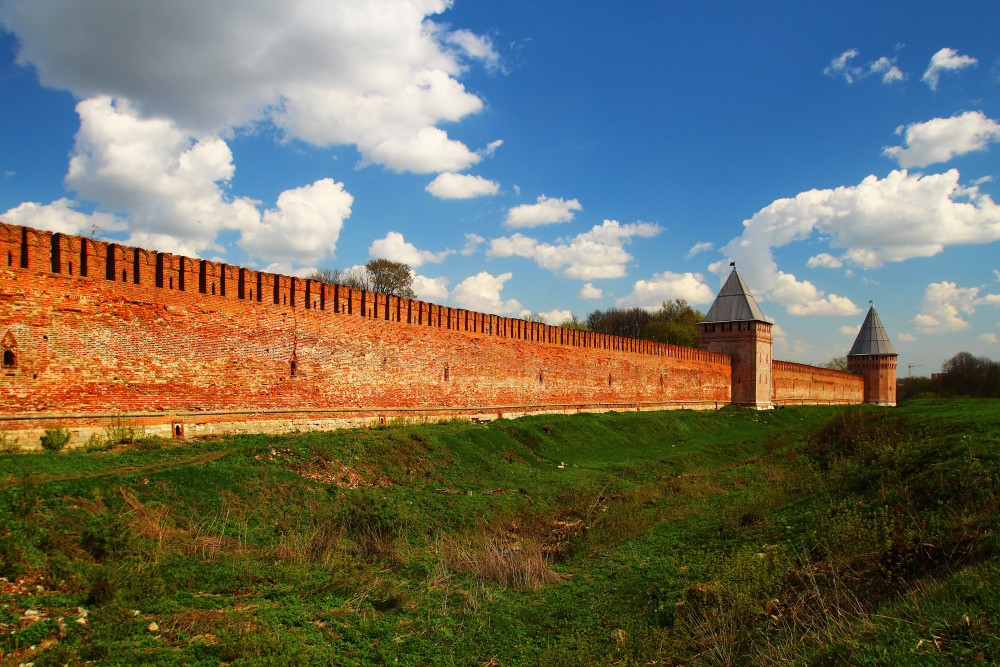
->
(1, 0, 999, 373)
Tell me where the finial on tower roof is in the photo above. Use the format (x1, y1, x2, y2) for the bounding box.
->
(730, 261, 735, 267)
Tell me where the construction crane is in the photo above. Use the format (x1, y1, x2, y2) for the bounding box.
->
(908, 363, 924, 378)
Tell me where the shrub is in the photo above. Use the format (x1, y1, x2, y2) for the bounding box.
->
(40, 427, 71, 451)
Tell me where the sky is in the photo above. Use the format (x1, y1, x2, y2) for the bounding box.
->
(1, 0, 999, 375)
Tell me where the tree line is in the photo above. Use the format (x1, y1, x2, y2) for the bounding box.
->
(898, 351, 1000, 400)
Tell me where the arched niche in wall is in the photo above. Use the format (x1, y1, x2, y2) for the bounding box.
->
(1, 330, 16, 370)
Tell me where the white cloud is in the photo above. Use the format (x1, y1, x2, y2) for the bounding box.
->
(0, 0, 494, 174)
(450, 271, 522, 314)
(240, 178, 354, 264)
(686, 241, 713, 259)
(719, 169, 1000, 315)
(1, 198, 123, 236)
(912, 281, 1000, 333)
(922, 47, 977, 90)
(976, 333, 997, 343)
(869, 56, 905, 84)
(479, 139, 504, 157)
(616, 271, 715, 309)
(368, 231, 453, 266)
(411, 273, 449, 301)
(461, 233, 485, 256)
(261, 262, 317, 279)
(823, 49, 904, 84)
(897, 332, 917, 342)
(578, 282, 603, 299)
(824, 49, 861, 83)
(807, 253, 843, 269)
(520, 308, 572, 324)
(425, 172, 500, 199)
(37, 96, 352, 263)
(503, 195, 582, 228)
(488, 220, 662, 280)
(839, 325, 858, 336)
(883, 111, 1000, 167)
(439, 27, 502, 73)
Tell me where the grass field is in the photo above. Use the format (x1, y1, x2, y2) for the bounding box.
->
(1, 399, 998, 665)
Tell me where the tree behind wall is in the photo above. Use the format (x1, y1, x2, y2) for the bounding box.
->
(308, 259, 415, 298)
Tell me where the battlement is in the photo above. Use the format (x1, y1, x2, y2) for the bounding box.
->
(0, 221, 731, 366)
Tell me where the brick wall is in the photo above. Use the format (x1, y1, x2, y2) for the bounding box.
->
(1, 223, 734, 447)
(772, 360, 864, 405)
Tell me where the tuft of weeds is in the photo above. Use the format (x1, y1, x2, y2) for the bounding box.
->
(39, 428, 71, 452)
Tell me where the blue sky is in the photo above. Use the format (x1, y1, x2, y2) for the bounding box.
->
(1, 0, 999, 374)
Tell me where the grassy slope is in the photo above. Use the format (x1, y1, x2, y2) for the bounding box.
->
(0, 400, 997, 665)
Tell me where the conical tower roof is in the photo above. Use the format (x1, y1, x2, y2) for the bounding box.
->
(703, 268, 768, 323)
(848, 305, 896, 356)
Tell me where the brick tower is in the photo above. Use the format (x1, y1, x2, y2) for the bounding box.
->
(847, 305, 897, 406)
(697, 266, 773, 409)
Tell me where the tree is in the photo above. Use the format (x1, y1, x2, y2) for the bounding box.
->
(642, 299, 704, 347)
(364, 259, 415, 298)
(308, 259, 415, 298)
(558, 315, 587, 330)
(585, 300, 705, 347)
(939, 351, 1000, 398)
(823, 356, 848, 371)
(585, 307, 652, 339)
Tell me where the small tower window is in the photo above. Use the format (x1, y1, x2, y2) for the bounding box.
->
(1, 331, 16, 369)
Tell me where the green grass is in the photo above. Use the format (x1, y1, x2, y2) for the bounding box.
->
(0, 399, 997, 665)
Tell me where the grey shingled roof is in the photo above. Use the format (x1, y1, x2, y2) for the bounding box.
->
(703, 268, 768, 323)
(848, 306, 897, 356)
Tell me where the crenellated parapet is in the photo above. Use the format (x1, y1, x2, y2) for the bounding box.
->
(0, 222, 731, 367)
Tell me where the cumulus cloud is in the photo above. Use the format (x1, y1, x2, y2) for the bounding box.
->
(368, 231, 453, 266)
(520, 308, 572, 324)
(461, 233, 485, 256)
(578, 282, 603, 299)
(978, 333, 998, 343)
(686, 241, 713, 259)
(912, 281, 1000, 333)
(488, 220, 662, 280)
(839, 325, 858, 336)
(240, 178, 354, 264)
(450, 271, 522, 314)
(411, 273, 449, 301)
(807, 253, 843, 269)
(13, 96, 353, 263)
(1, 198, 123, 236)
(503, 195, 582, 228)
(823, 49, 904, 84)
(616, 271, 715, 309)
(869, 56, 906, 84)
(0, 0, 495, 174)
(425, 172, 500, 199)
(922, 47, 977, 90)
(897, 332, 917, 342)
(719, 168, 1000, 315)
(883, 111, 1000, 167)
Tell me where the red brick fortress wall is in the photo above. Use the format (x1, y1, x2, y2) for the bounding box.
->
(772, 361, 864, 405)
(1, 223, 733, 447)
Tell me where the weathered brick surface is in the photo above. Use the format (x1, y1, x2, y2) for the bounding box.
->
(2, 223, 735, 447)
(772, 361, 864, 405)
(847, 355, 897, 406)
(697, 321, 774, 408)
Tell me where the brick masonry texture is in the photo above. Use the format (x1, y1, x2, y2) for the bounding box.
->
(772, 361, 864, 405)
(2, 223, 743, 448)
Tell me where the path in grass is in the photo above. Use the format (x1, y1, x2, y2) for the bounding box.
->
(0, 447, 237, 489)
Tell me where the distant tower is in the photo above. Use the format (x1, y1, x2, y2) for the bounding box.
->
(698, 266, 773, 409)
(847, 304, 897, 406)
